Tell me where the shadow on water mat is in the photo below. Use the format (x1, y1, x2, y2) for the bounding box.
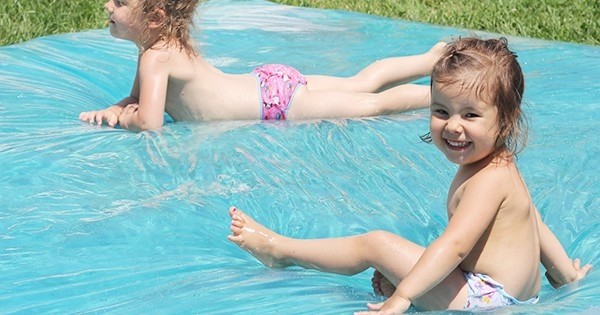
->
(0, 0, 599, 314)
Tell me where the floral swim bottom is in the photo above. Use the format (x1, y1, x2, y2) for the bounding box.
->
(251, 64, 307, 120)
(464, 272, 539, 310)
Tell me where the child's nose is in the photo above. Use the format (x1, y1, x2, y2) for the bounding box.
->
(445, 116, 463, 133)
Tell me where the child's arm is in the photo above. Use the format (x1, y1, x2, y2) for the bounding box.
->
(117, 51, 168, 132)
(535, 207, 592, 288)
(364, 171, 505, 314)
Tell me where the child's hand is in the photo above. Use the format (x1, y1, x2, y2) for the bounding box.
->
(117, 104, 139, 130)
(354, 295, 411, 315)
(79, 106, 123, 127)
(546, 258, 592, 288)
(570, 258, 592, 283)
(122, 104, 139, 116)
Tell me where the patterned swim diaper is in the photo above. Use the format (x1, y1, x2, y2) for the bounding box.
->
(251, 64, 307, 120)
(464, 272, 539, 310)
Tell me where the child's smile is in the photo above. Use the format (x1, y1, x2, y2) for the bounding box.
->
(445, 139, 471, 151)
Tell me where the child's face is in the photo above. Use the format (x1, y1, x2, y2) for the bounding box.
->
(429, 82, 500, 166)
(104, 0, 143, 42)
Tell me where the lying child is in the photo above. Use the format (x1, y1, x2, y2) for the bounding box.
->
(80, 0, 444, 131)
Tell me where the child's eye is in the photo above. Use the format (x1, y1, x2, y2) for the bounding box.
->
(433, 109, 448, 116)
(465, 113, 480, 118)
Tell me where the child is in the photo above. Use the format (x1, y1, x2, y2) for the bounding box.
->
(79, 0, 445, 132)
(227, 37, 592, 313)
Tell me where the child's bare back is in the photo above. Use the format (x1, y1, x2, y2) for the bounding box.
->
(146, 45, 261, 121)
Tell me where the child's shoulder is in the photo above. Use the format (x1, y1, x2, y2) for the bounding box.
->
(141, 44, 181, 59)
(463, 156, 517, 193)
(138, 43, 194, 71)
(477, 155, 517, 180)
(451, 157, 522, 217)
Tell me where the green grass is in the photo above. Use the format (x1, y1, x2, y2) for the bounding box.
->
(0, 0, 106, 46)
(272, 0, 599, 46)
(1, 0, 598, 46)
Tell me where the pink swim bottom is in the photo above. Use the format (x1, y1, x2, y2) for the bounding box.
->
(464, 272, 539, 310)
(251, 64, 307, 120)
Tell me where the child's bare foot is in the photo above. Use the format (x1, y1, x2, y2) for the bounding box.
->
(371, 269, 396, 297)
(429, 41, 447, 59)
(424, 41, 448, 74)
(227, 207, 289, 268)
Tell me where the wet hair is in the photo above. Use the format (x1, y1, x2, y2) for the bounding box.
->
(134, 0, 201, 55)
(422, 37, 528, 157)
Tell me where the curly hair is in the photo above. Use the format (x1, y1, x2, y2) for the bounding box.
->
(134, 0, 201, 55)
(422, 37, 528, 157)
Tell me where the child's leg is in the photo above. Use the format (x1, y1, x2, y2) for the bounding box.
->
(228, 207, 421, 276)
(288, 84, 429, 119)
(227, 207, 468, 310)
(305, 42, 446, 93)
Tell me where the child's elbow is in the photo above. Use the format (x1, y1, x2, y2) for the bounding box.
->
(138, 122, 163, 131)
(133, 117, 163, 132)
(445, 235, 473, 261)
(434, 236, 470, 261)
(453, 242, 471, 260)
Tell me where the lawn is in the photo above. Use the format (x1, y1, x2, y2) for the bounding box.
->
(1, 0, 598, 46)
(272, 0, 599, 45)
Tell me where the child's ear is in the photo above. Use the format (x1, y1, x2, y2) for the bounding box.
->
(148, 8, 166, 29)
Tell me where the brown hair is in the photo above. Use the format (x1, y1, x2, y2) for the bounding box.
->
(424, 37, 527, 157)
(134, 0, 201, 55)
